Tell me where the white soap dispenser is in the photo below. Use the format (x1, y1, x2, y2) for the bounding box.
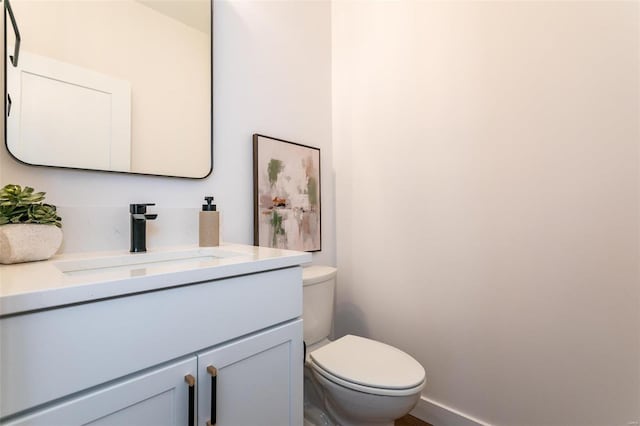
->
(199, 196, 219, 247)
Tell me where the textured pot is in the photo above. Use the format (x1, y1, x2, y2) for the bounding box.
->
(0, 224, 63, 264)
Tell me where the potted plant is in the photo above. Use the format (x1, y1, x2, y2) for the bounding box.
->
(0, 184, 62, 264)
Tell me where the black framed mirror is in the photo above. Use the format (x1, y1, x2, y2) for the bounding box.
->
(4, 0, 212, 178)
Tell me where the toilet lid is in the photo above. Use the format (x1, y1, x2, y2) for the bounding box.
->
(302, 265, 337, 286)
(309, 335, 425, 390)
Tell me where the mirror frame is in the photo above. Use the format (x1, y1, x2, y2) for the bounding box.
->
(3, 0, 213, 179)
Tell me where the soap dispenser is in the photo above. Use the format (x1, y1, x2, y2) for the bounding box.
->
(199, 196, 220, 247)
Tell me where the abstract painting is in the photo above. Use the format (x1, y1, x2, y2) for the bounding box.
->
(253, 134, 321, 252)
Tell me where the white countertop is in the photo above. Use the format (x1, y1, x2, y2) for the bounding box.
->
(0, 243, 311, 317)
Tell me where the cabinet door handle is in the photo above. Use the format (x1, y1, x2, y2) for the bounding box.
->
(206, 365, 217, 426)
(184, 374, 196, 426)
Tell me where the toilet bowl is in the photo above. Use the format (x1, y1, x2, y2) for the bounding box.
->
(307, 334, 425, 426)
(303, 266, 426, 426)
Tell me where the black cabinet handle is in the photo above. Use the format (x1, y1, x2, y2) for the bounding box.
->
(206, 365, 217, 426)
(184, 374, 195, 426)
(5, 0, 21, 67)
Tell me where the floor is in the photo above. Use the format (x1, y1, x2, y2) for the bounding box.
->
(395, 414, 432, 426)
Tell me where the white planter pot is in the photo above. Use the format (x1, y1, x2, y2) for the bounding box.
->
(0, 224, 63, 264)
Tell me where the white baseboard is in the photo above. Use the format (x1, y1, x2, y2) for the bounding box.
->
(410, 396, 493, 426)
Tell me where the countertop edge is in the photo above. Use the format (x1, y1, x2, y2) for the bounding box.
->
(0, 245, 312, 317)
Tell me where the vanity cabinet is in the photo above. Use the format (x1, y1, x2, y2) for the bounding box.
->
(3, 358, 198, 426)
(0, 265, 305, 426)
(197, 320, 302, 426)
(4, 321, 302, 426)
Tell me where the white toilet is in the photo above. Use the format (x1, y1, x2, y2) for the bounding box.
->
(303, 266, 426, 426)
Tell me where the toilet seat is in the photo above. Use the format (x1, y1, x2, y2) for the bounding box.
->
(308, 335, 426, 397)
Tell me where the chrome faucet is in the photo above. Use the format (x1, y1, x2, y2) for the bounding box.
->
(129, 203, 158, 253)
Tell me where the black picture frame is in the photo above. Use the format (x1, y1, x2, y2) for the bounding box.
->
(253, 134, 321, 252)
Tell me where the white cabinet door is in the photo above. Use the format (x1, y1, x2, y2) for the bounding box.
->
(4, 357, 197, 426)
(197, 319, 303, 426)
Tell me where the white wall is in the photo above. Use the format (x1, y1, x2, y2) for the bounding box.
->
(333, 1, 639, 425)
(0, 0, 335, 266)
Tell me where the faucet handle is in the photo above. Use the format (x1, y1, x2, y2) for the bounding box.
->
(130, 203, 155, 214)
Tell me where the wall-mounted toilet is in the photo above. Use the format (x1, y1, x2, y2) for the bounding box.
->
(303, 266, 426, 426)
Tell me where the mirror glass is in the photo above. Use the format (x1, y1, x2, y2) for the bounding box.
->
(4, 0, 212, 178)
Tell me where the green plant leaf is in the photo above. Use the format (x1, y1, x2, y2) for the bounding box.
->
(0, 184, 61, 227)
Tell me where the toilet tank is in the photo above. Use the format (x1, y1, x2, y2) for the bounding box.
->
(302, 265, 337, 346)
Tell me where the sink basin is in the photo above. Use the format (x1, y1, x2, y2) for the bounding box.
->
(54, 247, 240, 277)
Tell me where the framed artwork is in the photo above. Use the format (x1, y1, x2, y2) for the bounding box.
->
(253, 134, 321, 252)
